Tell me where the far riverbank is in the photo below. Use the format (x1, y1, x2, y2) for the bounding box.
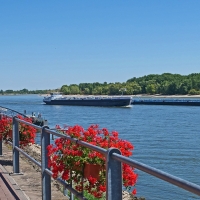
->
(1, 93, 200, 98)
(134, 94, 200, 98)
(40, 94, 200, 98)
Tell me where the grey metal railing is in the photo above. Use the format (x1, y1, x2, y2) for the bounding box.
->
(0, 113, 200, 200)
(0, 114, 3, 157)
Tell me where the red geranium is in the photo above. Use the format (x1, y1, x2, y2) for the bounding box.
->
(0, 115, 36, 146)
(47, 124, 138, 198)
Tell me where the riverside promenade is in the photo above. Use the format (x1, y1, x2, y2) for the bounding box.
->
(0, 141, 141, 200)
(0, 163, 26, 200)
(0, 144, 28, 200)
(0, 142, 67, 200)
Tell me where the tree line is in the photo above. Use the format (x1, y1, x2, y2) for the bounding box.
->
(1, 73, 200, 95)
(60, 73, 200, 95)
(0, 89, 58, 95)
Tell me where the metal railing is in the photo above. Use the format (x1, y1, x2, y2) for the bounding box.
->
(0, 113, 200, 200)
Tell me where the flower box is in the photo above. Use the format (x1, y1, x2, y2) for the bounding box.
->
(48, 124, 138, 198)
(84, 163, 105, 180)
(0, 116, 36, 146)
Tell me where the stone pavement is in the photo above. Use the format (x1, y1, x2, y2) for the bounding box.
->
(0, 141, 145, 200)
(0, 162, 28, 200)
(0, 142, 67, 200)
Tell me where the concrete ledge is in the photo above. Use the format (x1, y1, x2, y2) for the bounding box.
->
(0, 164, 28, 200)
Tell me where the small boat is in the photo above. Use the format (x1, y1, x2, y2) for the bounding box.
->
(24, 111, 48, 126)
(43, 93, 132, 107)
(0, 106, 48, 126)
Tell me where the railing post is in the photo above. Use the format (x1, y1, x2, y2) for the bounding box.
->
(41, 126, 51, 200)
(0, 135, 2, 156)
(13, 116, 20, 173)
(0, 114, 2, 156)
(106, 148, 122, 200)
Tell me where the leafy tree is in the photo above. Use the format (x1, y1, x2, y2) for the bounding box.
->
(83, 88, 90, 95)
(146, 84, 156, 94)
(108, 84, 121, 95)
(61, 86, 70, 95)
(92, 86, 103, 95)
(69, 84, 79, 94)
(102, 85, 109, 95)
(5, 90, 13, 93)
(188, 89, 200, 95)
(167, 82, 179, 95)
(127, 82, 141, 94)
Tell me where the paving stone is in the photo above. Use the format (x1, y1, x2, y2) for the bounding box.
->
(0, 142, 67, 200)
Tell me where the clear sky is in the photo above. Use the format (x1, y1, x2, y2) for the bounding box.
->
(0, 1, 200, 90)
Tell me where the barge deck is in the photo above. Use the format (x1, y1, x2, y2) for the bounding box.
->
(131, 99, 200, 106)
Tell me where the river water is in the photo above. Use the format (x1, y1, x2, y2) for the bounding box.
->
(0, 95, 200, 200)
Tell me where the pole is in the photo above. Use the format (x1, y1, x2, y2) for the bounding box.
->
(41, 126, 51, 200)
(13, 116, 20, 173)
(106, 148, 122, 200)
(0, 114, 2, 156)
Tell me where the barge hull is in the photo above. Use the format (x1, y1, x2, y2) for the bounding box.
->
(132, 101, 200, 106)
(44, 99, 131, 107)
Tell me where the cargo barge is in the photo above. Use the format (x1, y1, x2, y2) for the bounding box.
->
(43, 93, 132, 107)
(131, 99, 200, 106)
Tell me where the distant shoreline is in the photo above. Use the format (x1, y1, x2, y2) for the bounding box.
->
(134, 94, 200, 98)
(1, 94, 200, 98)
(41, 94, 200, 98)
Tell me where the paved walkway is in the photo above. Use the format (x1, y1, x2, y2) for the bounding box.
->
(0, 160, 27, 200)
(0, 142, 67, 200)
(0, 142, 141, 200)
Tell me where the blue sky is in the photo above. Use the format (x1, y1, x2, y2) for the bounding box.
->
(1, 1, 200, 90)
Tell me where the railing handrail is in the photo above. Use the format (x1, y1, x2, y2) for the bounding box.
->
(113, 153, 200, 195)
(1, 113, 200, 199)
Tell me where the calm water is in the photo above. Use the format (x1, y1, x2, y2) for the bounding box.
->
(0, 95, 200, 200)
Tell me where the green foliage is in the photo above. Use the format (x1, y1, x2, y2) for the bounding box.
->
(69, 84, 80, 94)
(84, 88, 90, 95)
(73, 191, 106, 200)
(2, 73, 200, 96)
(5, 89, 14, 93)
(126, 73, 200, 95)
(61, 85, 70, 95)
(0, 89, 57, 95)
(188, 89, 200, 95)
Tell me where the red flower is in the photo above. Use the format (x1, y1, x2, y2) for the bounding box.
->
(47, 124, 138, 198)
(62, 170, 69, 180)
(88, 176, 97, 185)
(0, 115, 36, 146)
(132, 188, 137, 195)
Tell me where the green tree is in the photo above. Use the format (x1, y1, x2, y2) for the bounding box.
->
(60, 85, 70, 95)
(127, 82, 141, 94)
(5, 90, 13, 93)
(108, 84, 121, 95)
(83, 88, 90, 95)
(167, 82, 179, 95)
(188, 89, 200, 95)
(69, 84, 79, 94)
(146, 84, 156, 94)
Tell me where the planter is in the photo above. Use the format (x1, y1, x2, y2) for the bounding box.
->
(84, 163, 104, 180)
(8, 130, 12, 139)
(47, 124, 138, 198)
(72, 164, 104, 180)
(0, 115, 36, 147)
